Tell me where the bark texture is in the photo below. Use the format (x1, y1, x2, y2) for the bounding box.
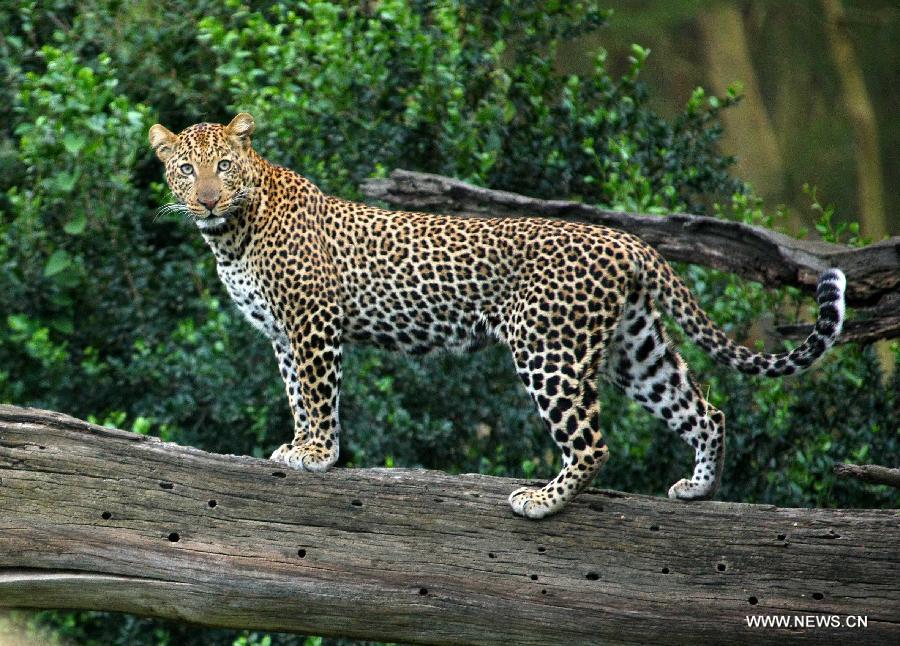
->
(834, 463, 900, 489)
(361, 169, 900, 343)
(1, 405, 898, 645)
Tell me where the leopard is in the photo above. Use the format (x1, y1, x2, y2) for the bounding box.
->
(149, 113, 846, 519)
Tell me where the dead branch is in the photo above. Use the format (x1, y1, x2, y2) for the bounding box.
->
(834, 463, 900, 489)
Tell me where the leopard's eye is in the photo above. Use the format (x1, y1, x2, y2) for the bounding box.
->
(217, 159, 232, 172)
(179, 163, 194, 176)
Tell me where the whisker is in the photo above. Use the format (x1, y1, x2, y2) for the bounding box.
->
(155, 186, 256, 223)
(154, 202, 192, 223)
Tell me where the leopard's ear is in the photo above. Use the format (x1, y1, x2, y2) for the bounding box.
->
(226, 112, 255, 149)
(149, 124, 177, 162)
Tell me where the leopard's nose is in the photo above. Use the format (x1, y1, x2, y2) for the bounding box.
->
(198, 195, 219, 210)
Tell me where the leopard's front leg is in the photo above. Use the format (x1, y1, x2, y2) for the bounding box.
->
(270, 314, 342, 473)
(270, 337, 309, 445)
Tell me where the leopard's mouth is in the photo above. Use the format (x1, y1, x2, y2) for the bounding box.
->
(196, 216, 228, 231)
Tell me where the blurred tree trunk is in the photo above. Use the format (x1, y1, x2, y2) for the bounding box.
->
(822, 0, 893, 378)
(822, 0, 888, 241)
(764, 2, 812, 235)
(697, 3, 785, 198)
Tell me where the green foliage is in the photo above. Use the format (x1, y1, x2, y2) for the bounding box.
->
(0, 1, 896, 644)
(6, 610, 333, 646)
(196, 0, 739, 208)
(804, 183, 867, 247)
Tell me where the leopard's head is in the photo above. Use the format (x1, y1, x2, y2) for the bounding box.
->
(149, 113, 257, 232)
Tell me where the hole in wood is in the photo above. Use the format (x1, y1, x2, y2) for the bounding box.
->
(168, 532, 180, 542)
(586, 572, 599, 581)
(470, 493, 480, 498)
(433, 497, 444, 503)
(488, 552, 496, 559)
(825, 530, 840, 539)
(777, 533, 786, 541)
(418, 588, 428, 596)
(537, 546, 546, 553)
(38, 445, 46, 450)
(541, 589, 547, 595)
(812, 592, 824, 600)
(297, 549, 306, 558)
(101, 511, 111, 520)
(748, 596, 758, 605)
(717, 563, 726, 572)
(159, 482, 174, 490)
(207, 500, 217, 508)
(272, 471, 286, 478)
(588, 502, 604, 512)
(650, 525, 660, 531)
(661, 567, 670, 574)
(530, 574, 538, 581)
(351, 499, 363, 507)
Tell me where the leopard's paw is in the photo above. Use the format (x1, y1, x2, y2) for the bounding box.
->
(270, 443, 336, 473)
(667, 478, 715, 501)
(508, 486, 558, 519)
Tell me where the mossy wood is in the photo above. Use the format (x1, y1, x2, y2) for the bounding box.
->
(362, 169, 900, 344)
(1, 405, 898, 645)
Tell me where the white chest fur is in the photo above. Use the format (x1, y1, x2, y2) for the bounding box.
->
(216, 260, 283, 342)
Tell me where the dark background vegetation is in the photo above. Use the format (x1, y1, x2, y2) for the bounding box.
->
(1, 1, 897, 644)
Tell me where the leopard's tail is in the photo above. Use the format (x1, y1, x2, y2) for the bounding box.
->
(644, 249, 845, 377)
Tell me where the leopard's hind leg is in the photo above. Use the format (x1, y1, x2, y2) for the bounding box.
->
(606, 288, 725, 500)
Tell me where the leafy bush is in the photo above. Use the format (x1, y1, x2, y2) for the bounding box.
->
(197, 0, 741, 208)
(0, 1, 896, 644)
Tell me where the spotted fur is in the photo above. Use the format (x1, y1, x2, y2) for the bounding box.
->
(150, 114, 846, 519)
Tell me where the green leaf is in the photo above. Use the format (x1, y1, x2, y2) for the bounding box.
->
(62, 132, 86, 155)
(7, 314, 30, 333)
(63, 212, 87, 235)
(43, 249, 71, 277)
(53, 171, 79, 193)
(50, 318, 75, 335)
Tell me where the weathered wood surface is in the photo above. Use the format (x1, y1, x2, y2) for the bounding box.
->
(361, 169, 900, 343)
(1, 405, 898, 645)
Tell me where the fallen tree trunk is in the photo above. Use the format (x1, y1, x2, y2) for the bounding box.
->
(361, 169, 900, 344)
(1, 405, 898, 645)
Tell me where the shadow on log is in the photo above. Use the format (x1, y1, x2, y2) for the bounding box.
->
(1, 405, 898, 644)
(361, 169, 900, 344)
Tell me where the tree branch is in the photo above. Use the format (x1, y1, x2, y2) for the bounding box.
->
(834, 463, 900, 489)
(361, 170, 900, 343)
(1, 405, 899, 644)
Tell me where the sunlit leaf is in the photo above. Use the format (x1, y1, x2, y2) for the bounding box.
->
(43, 249, 71, 277)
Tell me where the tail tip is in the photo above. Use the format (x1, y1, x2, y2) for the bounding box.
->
(814, 268, 846, 342)
(818, 268, 846, 294)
